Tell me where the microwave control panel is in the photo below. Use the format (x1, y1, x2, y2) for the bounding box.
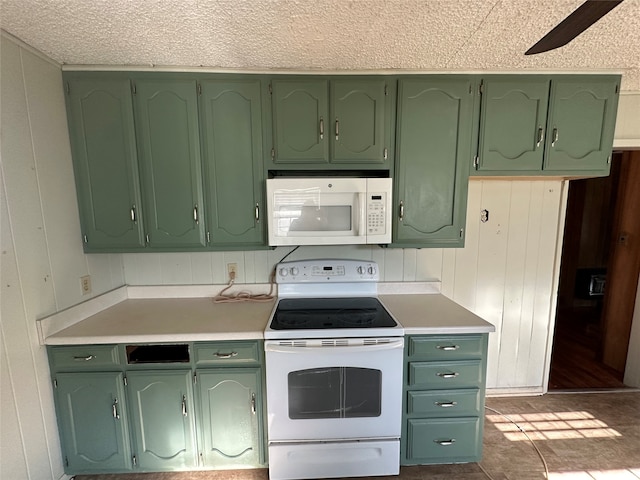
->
(366, 193, 387, 235)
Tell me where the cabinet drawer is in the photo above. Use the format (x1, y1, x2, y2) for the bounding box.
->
(407, 389, 481, 417)
(406, 417, 481, 462)
(408, 360, 482, 389)
(194, 342, 260, 366)
(407, 335, 484, 360)
(49, 345, 120, 370)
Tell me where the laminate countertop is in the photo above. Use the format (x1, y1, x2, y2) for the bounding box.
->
(43, 293, 494, 345)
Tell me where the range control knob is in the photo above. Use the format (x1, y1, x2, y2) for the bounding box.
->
(290, 267, 299, 276)
(368, 266, 376, 275)
(357, 266, 366, 274)
(279, 268, 289, 277)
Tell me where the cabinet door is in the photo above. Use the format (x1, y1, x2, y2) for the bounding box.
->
(199, 79, 265, 246)
(65, 77, 145, 250)
(331, 79, 388, 163)
(54, 372, 131, 473)
(394, 77, 475, 247)
(127, 370, 197, 470)
(545, 76, 619, 172)
(196, 368, 264, 468)
(271, 79, 329, 163)
(476, 77, 550, 172)
(134, 79, 206, 248)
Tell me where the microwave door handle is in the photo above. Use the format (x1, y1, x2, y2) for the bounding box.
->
(358, 192, 366, 237)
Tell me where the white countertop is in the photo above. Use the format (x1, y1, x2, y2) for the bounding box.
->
(41, 284, 494, 345)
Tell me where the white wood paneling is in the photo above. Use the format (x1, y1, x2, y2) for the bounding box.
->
(614, 92, 640, 149)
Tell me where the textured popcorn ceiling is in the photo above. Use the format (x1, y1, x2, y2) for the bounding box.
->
(1, 0, 639, 90)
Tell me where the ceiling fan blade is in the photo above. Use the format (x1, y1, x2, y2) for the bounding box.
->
(525, 0, 624, 55)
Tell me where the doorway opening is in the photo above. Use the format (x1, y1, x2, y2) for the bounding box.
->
(549, 151, 640, 390)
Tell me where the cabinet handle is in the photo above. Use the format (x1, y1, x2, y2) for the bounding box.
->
(435, 401, 458, 408)
(73, 355, 95, 361)
(255, 203, 260, 222)
(434, 439, 456, 446)
(193, 204, 199, 224)
(112, 398, 120, 419)
(130, 205, 137, 223)
(319, 117, 324, 140)
(436, 345, 460, 351)
(214, 351, 238, 359)
(536, 127, 544, 147)
(551, 128, 558, 147)
(182, 395, 188, 417)
(335, 119, 339, 141)
(399, 201, 404, 221)
(251, 393, 256, 414)
(436, 372, 459, 379)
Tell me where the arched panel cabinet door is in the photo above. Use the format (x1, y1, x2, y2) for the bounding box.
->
(199, 79, 265, 247)
(65, 76, 145, 251)
(476, 76, 551, 172)
(133, 78, 207, 249)
(393, 77, 476, 248)
(544, 76, 619, 173)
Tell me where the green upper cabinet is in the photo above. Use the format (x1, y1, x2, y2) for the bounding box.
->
(393, 77, 476, 248)
(196, 368, 264, 468)
(127, 370, 198, 471)
(65, 76, 145, 251)
(133, 78, 207, 249)
(54, 372, 132, 473)
(473, 75, 620, 176)
(268, 77, 392, 169)
(544, 76, 620, 172)
(199, 79, 265, 247)
(476, 77, 550, 172)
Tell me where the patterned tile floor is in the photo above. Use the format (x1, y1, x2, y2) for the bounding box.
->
(75, 391, 640, 480)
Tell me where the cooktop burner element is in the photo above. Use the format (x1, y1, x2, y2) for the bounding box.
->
(270, 297, 397, 330)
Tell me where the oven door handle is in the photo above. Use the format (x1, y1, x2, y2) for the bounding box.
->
(265, 340, 404, 353)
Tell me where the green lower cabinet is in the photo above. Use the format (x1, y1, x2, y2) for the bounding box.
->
(127, 370, 198, 470)
(406, 417, 482, 464)
(196, 368, 264, 468)
(54, 372, 132, 473)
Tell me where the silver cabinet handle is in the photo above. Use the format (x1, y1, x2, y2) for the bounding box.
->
(73, 355, 95, 361)
(434, 439, 456, 446)
(436, 372, 459, 379)
(130, 205, 137, 222)
(251, 393, 256, 415)
(335, 118, 339, 141)
(255, 203, 260, 222)
(112, 398, 120, 419)
(193, 204, 199, 224)
(435, 401, 458, 408)
(214, 351, 238, 359)
(182, 395, 188, 417)
(436, 345, 460, 351)
(551, 128, 558, 147)
(536, 127, 544, 147)
(319, 117, 324, 140)
(399, 201, 404, 221)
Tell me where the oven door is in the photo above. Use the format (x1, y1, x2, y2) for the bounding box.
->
(264, 338, 404, 442)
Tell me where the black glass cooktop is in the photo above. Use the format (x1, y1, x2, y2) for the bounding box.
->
(270, 297, 397, 330)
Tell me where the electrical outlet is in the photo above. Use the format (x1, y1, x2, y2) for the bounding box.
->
(80, 275, 91, 295)
(227, 263, 238, 282)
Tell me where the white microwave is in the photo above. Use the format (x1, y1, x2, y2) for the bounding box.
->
(266, 177, 392, 246)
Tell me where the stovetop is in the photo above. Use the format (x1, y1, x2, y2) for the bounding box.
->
(264, 259, 404, 340)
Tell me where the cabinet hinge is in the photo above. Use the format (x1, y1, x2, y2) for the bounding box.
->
(197, 83, 202, 95)
(607, 155, 612, 164)
(384, 84, 388, 96)
(83, 234, 88, 244)
(206, 231, 211, 244)
(268, 83, 273, 94)
(193, 372, 197, 384)
(478, 81, 484, 95)
(64, 456, 69, 467)
(132, 455, 137, 467)
(460, 228, 464, 239)
(615, 84, 619, 94)
(383, 148, 388, 160)
(65, 82, 70, 94)
(53, 378, 58, 388)
(473, 156, 479, 170)
(131, 82, 137, 95)
(123, 376, 128, 386)
(271, 147, 275, 159)
(145, 234, 150, 245)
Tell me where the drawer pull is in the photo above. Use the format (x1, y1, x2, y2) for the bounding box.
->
(434, 439, 456, 446)
(435, 401, 458, 408)
(436, 372, 459, 379)
(73, 355, 95, 361)
(112, 398, 120, 419)
(436, 345, 460, 351)
(251, 393, 256, 414)
(182, 395, 188, 417)
(214, 351, 238, 359)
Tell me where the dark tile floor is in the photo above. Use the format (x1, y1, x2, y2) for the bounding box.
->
(75, 391, 640, 480)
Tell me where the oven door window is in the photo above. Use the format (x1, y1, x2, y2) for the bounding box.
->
(287, 367, 381, 419)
